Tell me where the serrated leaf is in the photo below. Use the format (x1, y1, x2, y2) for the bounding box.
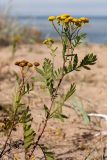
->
(79, 53, 97, 70)
(41, 58, 54, 95)
(24, 124, 31, 131)
(24, 140, 33, 150)
(64, 84, 76, 101)
(21, 107, 36, 151)
(53, 68, 63, 80)
(24, 128, 35, 150)
(73, 33, 86, 48)
(24, 128, 35, 138)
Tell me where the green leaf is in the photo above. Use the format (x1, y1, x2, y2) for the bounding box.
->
(14, 72, 20, 82)
(64, 66, 68, 74)
(79, 53, 97, 70)
(53, 68, 63, 80)
(73, 33, 86, 47)
(73, 54, 78, 70)
(67, 62, 73, 73)
(24, 124, 35, 150)
(36, 68, 44, 76)
(24, 124, 31, 131)
(20, 106, 36, 151)
(24, 140, 33, 150)
(42, 59, 54, 95)
(44, 104, 49, 117)
(34, 58, 55, 95)
(70, 96, 90, 125)
(63, 42, 67, 53)
(64, 83, 76, 101)
(24, 128, 35, 138)
(21, 108, 33, 123)
(39, 144, 54, 160)
(45, 151, 54, 160)
(53, 112, 68, 122)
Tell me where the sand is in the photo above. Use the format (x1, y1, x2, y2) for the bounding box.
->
(0, 43, 107, 159)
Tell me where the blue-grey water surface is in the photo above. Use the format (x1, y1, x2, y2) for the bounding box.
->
(16, 16, 107, 43)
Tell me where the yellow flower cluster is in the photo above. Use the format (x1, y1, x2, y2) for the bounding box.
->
(15, 60, 40, 68)
(48, 14, 89, 26)
(43, 38, 54, 45)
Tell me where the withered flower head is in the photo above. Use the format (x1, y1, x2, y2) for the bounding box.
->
(15, 61, 20, 66)
(19, 62, 26, 67)
(21, 60, 28, 65)
(34, 62, 40, 67)
(15, 60, 29, 68)
(27, 62, 33, 67)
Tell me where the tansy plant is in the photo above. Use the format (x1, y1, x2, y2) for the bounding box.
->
(0, 14, 97, 160)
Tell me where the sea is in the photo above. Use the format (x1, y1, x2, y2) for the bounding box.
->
(15, 16, 107, 44)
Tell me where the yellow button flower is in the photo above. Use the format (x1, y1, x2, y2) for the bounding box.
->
(79, 17, 89, 23)
(67, 16, 74, 22)
(60, 16, 66, 20)
(43, 38, 54, 45)
(62, 14, 70, 18)
(72, 18, 82, 26)
(72, 18, 78, 23)
(56, 15, 62, 20)
(48, 16, 56, 21)
(64, 18, 70, 24)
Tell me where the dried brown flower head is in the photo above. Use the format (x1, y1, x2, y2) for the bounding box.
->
(34, 62, 40, 67)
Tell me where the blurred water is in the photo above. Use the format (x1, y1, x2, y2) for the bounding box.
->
(16, 16, 107, 43)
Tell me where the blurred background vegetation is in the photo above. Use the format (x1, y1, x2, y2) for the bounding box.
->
(0, 0, 107, 45)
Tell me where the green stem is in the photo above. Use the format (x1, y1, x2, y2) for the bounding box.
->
(29, 46, 66, 159)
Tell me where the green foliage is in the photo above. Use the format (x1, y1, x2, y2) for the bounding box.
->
(20, 106, 35, 150)
(36, 58, 54, 95)
(53, 67, 63, 80)
(73, 54, 78, 70)
(39, 144, 54, 160)
(79, 53, 97, 70)
(73, 33, 86, 47)
(64, 84, 76, 101)
(52, 111, 68, 122)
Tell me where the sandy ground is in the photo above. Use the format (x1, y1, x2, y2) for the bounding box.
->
(0, 43, 107, 159)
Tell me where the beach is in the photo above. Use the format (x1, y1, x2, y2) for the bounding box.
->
(0, 43, 107, 159)
(0, 0, 107, 158)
